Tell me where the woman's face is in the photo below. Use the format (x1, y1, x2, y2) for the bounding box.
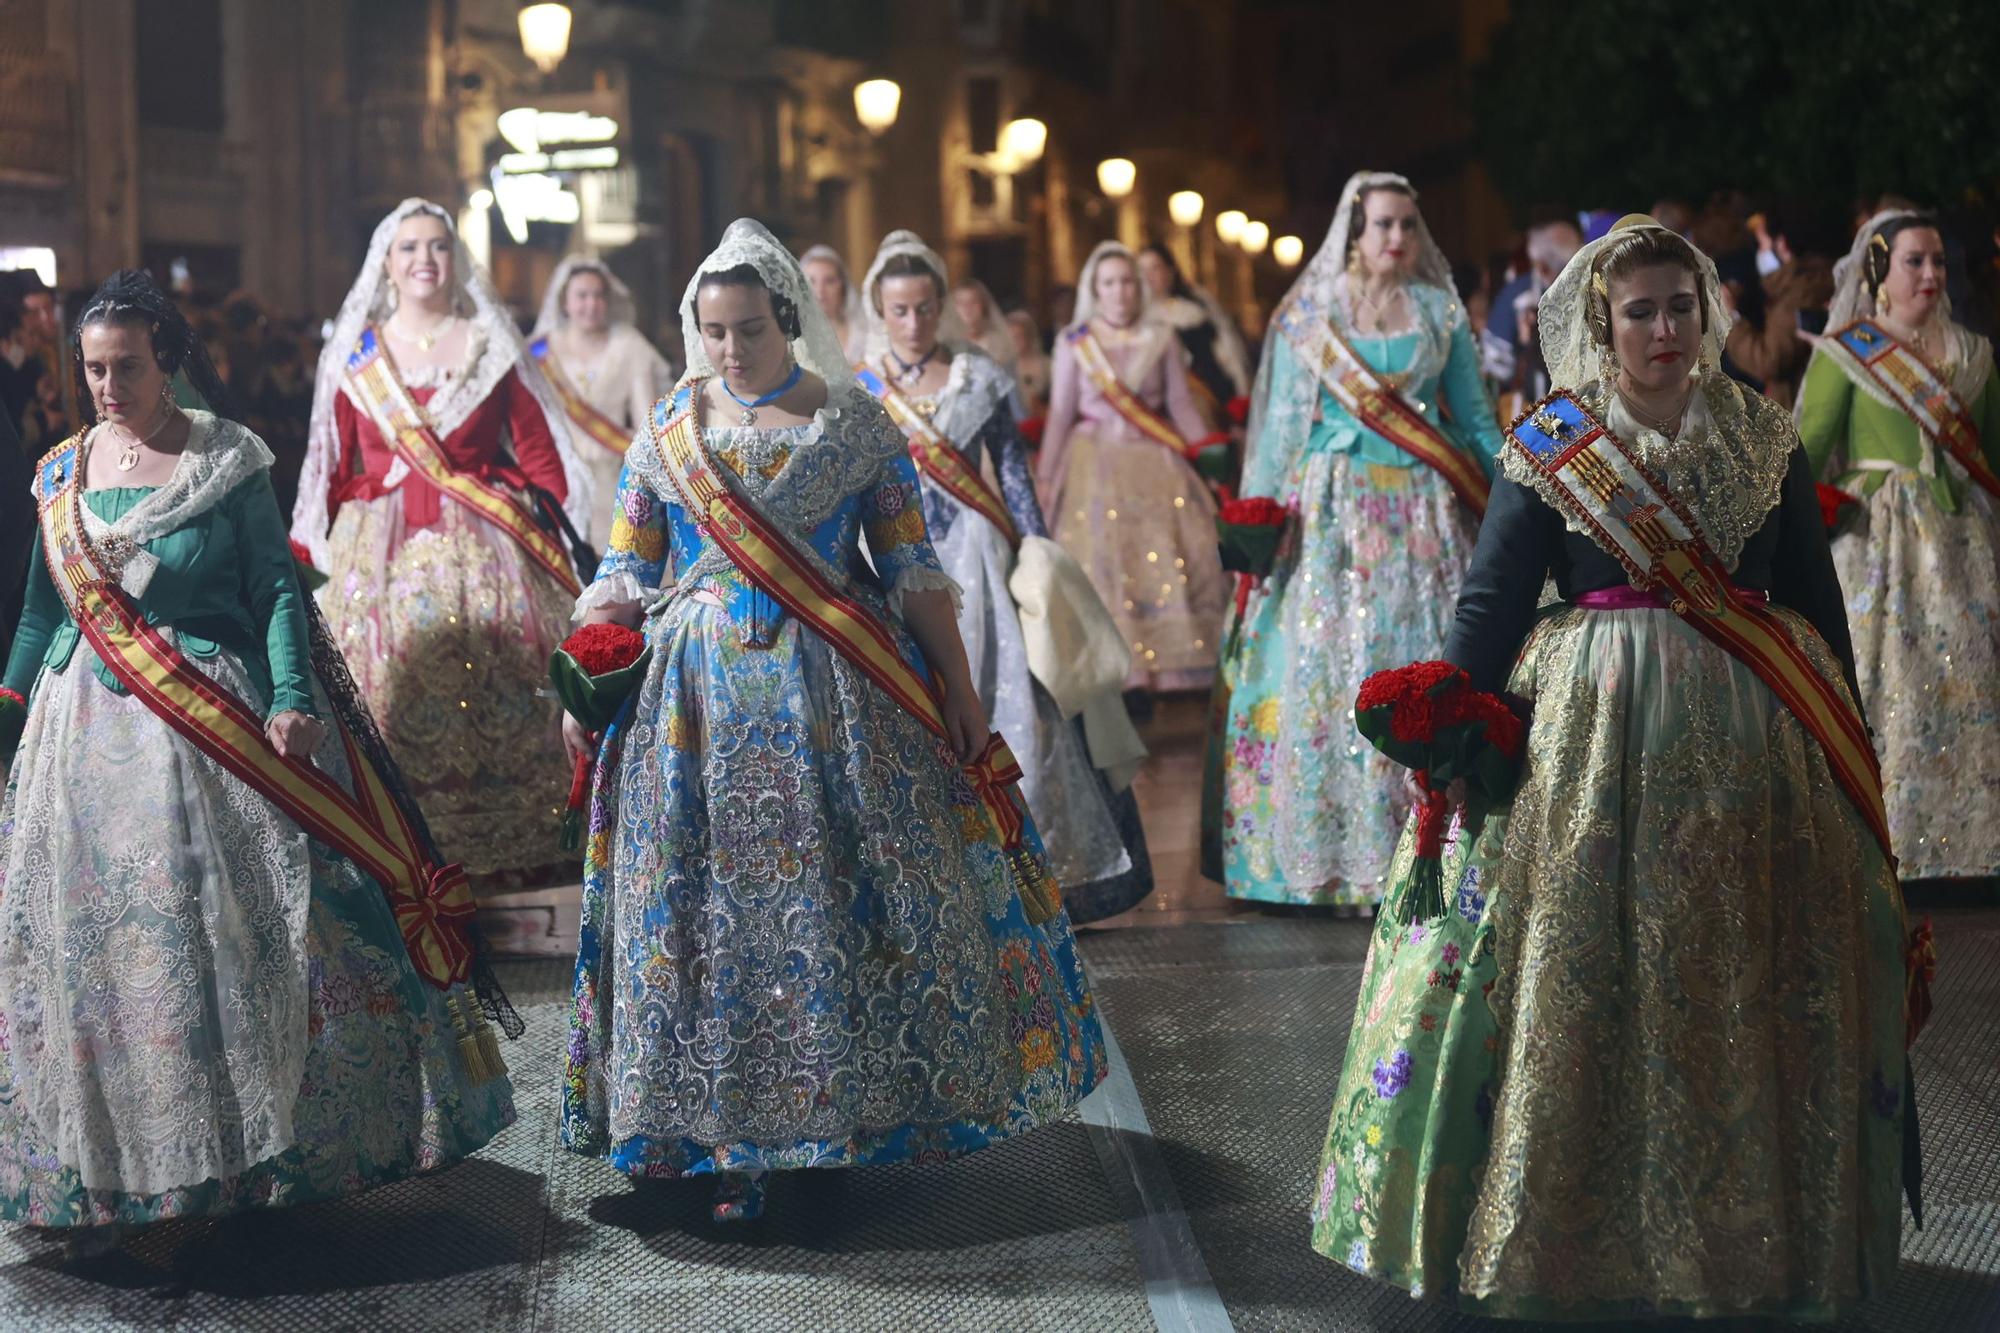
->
(1354, 189, 1421, 279)
(695, 280, 789, 392)
(564, 270, 610, 332)
(1881, 226, 1946, 325)
(387, 212, 454, 305)
(951, 285, 987, 332)
(1137, 250, 1175, 300)
(803, 257, 847, 323)
(1006, 311, 1035, 357)
(1092, 256, 1141, 327)
(80, 319, 169, 429)
(877, 273, 943, 361)
(1606, 261, 1702, 396)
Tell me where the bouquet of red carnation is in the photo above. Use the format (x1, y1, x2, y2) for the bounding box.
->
(1225, 395, 1251, 427)
(549, 623, 652, 850)
(1217, 495, 1290, 577)
(1355, 660, 1527, 923)
(1184, 431, 1234, 483)
(1018, 415, 1046, 448)
(288, 538, 328, 592)
(1816, 482, 1862, 534)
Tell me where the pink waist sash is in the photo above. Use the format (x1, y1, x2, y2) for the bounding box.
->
(1575, 584, 1768, 610)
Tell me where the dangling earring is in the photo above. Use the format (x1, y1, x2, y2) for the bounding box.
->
(1875, 284, 1891, 316)
(1597, 341, 1618, 387)
(1346, 246, 1363, 277)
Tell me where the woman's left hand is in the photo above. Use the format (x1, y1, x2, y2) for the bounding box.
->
(940, 679, 989, 764)
(267, 709, 327, 760)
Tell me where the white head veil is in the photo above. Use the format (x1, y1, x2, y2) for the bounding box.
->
(859, 229, 972, 361)
(1066, 238, 1180, 394)
(531, 254, 638, 339)
(953, 276, 1017, 371)
(682, 218, 873, 416)
(799, 243, 866, 360)
(1536, 212, 1730, 393)
(295, 197, 591, 566)
(1241, 172, 1458, 492)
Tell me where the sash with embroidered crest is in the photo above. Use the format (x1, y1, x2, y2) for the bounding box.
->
(1276, 291, 1490, 516)
(1066, 325, 1203, 460)
(854, 366, 1019, 549)
(1818, 318, 1999, 499)
(529, 335, 632, 457)
(645, 380, 1059, 923)
(346, 327, 581, 594)
(1508, 392, 1891, 859)
(32, 436, 480, 993)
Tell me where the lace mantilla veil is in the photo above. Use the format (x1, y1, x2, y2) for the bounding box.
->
(1820, 208, 1991, 408)
(293, 197, 592, 568)
(1537, 213, 1730, 394)
(1063, 239, 1181, 392)
(531, 253, 640, 339)
(1241, 170, 1458, 492)
(859, 229, 975, 361)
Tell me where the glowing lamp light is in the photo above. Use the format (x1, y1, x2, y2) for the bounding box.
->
(1167, 191, 1204, 228)
(468, 187, 495, 211)
(1096, 157, 1137, 199)
(517, 3, 572, 74)
(998, 118, 1047, 170)
(1215, 209, 1247, 244)
(854, 79, 902, 135)
(1272, 234, 1305, 268)
(1240, 220, 1271, 255)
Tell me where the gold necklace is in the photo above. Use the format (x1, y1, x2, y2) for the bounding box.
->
(111, 399, 181, 471)
(1616, 382, 1692, 436)
(391, 312, 458, 352)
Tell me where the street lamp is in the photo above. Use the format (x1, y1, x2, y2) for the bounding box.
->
(1240, 221, 1270, 255)
(854, 79, 902, 135)
(517, 3, 572, 74)
(1272, 234, 1304, 268)
(1215, 209, 1247, 245)
(1168, 191, 1204, 228)
(1096, 157, 1136, 199)
(997, 117, 1047, 171)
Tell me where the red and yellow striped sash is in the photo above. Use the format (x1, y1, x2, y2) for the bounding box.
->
(530, 335, 632, 457)
(1276, 291, 1490, 516)
(1822, 318, 1999, 499)
(647, 382, 1058, 922)
(855, 366, 1019, 549)
(33, 438, 477, 989)
(346, 327, 580, 594)
(1068, 326, 1193, 458)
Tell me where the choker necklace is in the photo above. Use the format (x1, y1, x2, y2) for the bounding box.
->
(721, 362, 804, 426)
(1616, 381, 1693, 437)
(889, 344, 940, 384)
(111, 398, 181, 471)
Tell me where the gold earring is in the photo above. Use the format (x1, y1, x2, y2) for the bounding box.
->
(1598, 341, 1618, 386)
(1875, 285, 1891, 316)
(1346, 247, 1362, 276)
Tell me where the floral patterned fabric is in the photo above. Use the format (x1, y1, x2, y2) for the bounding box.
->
(1310, 606, 1907, 1320)
(1219, 318, 1495, 907)
(560, 390, 1107, 1176)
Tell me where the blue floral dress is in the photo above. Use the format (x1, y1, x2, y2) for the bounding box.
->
(559, 384, 1108, 1176)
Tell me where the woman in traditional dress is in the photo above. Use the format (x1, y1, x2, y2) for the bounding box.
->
(0, 271, 513, 1248)
(1006, 310, 1052, 418)
(559, 220, 1108, 1222)
(295, 199, 591, 902)
(1310, 216, 1913, 1319)
(856, 229, 1152, 922)
(1798, 209, 2000, 883)
(1036, 241, 1228, 698)
(801, 244, 867, 365)
(1138, 242, 1252, 422)
(1219, 173, 1502, 907)
(529, 256, 676, 549)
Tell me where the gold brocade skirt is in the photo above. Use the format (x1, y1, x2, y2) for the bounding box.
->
(321, 495, 576, 892)
(1311, 605, 1907, 1320)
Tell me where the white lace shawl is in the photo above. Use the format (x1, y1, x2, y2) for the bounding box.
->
(81, 411, 275, 597)
(293, 197, 592, 568)
(530, 253, 638, 339)
(1063, 240, 1180, 392)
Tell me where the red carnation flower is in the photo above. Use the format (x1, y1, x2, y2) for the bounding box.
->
(1019, 415, 1046, 446)
(1225, 395, 1251, 426)
(560, 623, 647, 677)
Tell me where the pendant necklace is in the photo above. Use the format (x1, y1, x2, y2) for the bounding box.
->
(112, 398, 181, 471)
(391, 312, 458, 352)
(721, 362, 804, 427)
(889, 344, 940, 384)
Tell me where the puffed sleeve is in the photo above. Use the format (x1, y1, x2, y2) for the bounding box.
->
(1439, 319, 1505, 478)
(1160, 343, 1211, 444)
(503, 368, 569, 501)
(574, 454, 669, 619)
(1768, 444, 1862, 707)
(865, 449, 961, 617)
(980, 404, 1051, 539)
(231, 472, 318, 718)
(1442, 474, 1566, 693)
(1795, 352, 1853, 479)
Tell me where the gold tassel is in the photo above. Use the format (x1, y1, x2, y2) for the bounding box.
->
(1011, 846, 1063, 925)
(449, 993, 493, 1086)
(474, 1012, 508, 1081)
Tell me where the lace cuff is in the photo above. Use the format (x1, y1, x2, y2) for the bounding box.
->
(573, 570, 659, 621)
(886, 566, 964, 619)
